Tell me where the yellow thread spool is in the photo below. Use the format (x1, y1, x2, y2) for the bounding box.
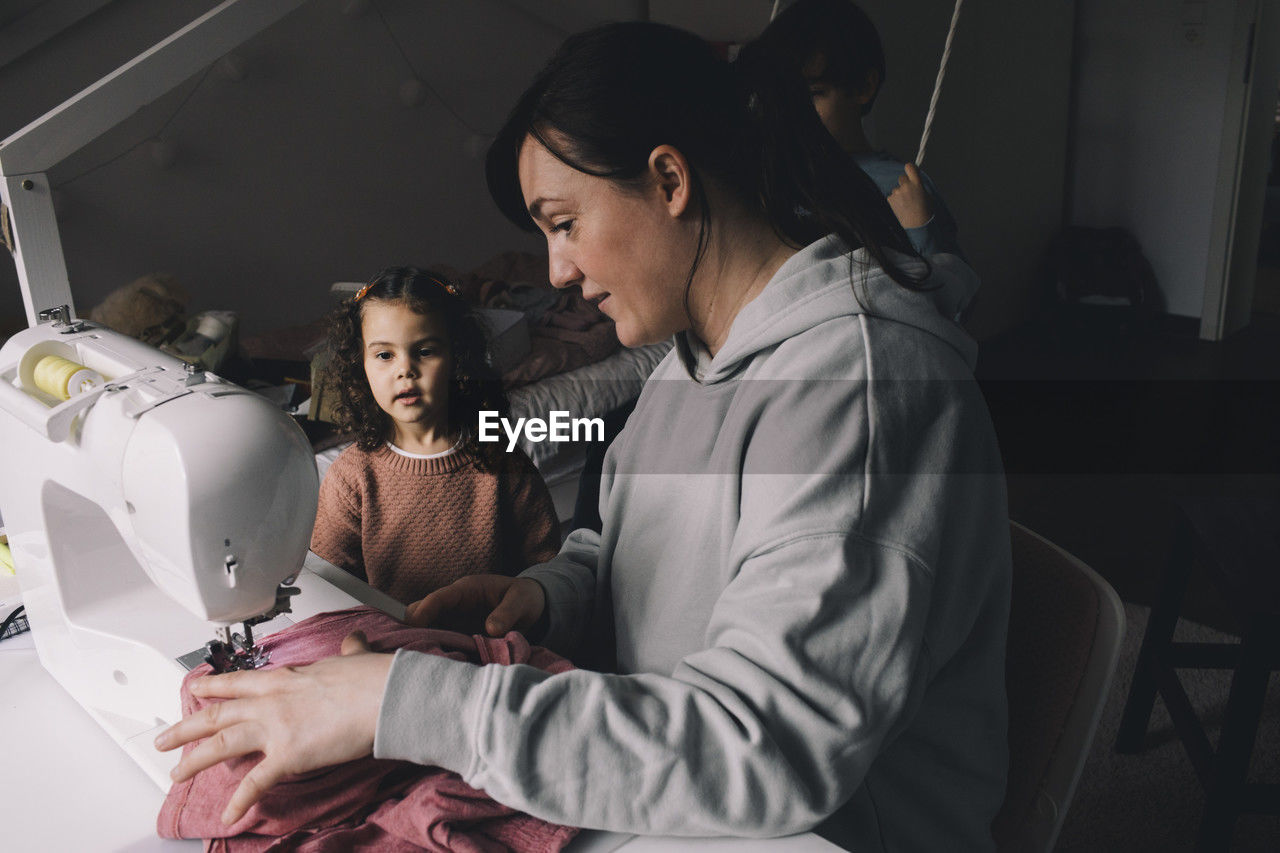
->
(32, 355, 103, 401)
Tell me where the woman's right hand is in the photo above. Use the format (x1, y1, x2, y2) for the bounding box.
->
(405, 574, 546, 636)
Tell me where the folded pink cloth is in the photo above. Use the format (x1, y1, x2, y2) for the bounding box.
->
(158, 606, 578, 852)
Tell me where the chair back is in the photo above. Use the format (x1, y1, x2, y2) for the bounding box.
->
(992, 521, 1125, 852)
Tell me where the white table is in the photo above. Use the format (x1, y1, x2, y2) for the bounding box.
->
(0, 597, 840, 852)
(0, 625, 198, 852)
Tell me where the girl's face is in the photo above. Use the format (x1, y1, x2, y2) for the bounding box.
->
(360, 301, 452, 444)
(802, 54, 876, 155)
(517, 135, 691, 347)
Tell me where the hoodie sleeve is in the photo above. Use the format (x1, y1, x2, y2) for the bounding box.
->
(499, 448, 562, 569)
(374, 525, 934, 837)
(514, 526, 600, 656)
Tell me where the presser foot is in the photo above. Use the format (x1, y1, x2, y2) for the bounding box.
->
(200, 583, 300, 673)
(204, 623, 270, 673)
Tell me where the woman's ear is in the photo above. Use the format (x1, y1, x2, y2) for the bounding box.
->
(648, 145, 692, 218)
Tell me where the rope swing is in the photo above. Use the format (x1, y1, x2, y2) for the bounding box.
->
(915, 0, 965, 167)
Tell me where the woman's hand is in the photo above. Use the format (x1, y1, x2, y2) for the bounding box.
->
(405, 574, 545, 636)
(887, 162, 933, 229)
(154, 631, 393, 826)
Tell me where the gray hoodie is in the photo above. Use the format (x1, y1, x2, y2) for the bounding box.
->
(375, 236, 1011, 850)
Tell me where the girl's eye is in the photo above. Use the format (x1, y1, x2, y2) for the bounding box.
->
(374, 351, 393, 361)
(417, 348, 438, 358)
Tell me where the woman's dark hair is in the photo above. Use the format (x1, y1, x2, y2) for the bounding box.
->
(755, 0, 886, 116)
(323, 266, 507, 464)
(485, 20, 926, 314)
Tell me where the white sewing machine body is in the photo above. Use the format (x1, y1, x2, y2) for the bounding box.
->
(0, 314, 360, 788)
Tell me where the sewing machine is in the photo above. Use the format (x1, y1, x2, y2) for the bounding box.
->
(0, 306, 364, 789)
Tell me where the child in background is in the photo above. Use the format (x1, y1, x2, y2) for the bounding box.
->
(757, 0, 963, 258)
(311, 266, 560, 606)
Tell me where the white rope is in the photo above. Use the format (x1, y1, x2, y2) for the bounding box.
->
(915, 0, 965, 167)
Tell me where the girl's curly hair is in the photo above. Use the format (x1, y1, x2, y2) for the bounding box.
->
(323, 266, 508, 466)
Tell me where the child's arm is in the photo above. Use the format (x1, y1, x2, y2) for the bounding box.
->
(310, 460, 367, 580)
(887, 162, 963, 258)
(502, 449, 562, 568)
(887, 162, 933, 229)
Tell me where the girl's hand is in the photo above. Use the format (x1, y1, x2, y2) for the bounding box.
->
(405, 574, 545, 636)
(154, 631, 393, 826)
(887, 162, 933, 229)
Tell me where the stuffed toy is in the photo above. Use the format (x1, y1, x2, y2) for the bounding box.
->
(88, 273, 188, 345)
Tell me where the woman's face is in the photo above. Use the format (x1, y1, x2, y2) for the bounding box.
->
(517, 136, 691, 347)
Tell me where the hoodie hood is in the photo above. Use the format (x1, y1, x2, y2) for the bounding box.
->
(677, 235, 980, 383)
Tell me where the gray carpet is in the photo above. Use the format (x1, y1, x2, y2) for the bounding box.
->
(1057, 604, 1280, 851)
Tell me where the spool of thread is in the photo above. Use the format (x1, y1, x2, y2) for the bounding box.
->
(32, 355, 103, 401)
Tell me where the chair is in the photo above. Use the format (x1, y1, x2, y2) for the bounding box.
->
(992, 521, 1126, 853)
(1115, 495, 1280, 850)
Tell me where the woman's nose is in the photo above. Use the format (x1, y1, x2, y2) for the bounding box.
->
(547, 249, 582, 290)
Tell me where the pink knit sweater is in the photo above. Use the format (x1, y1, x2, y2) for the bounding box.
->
(311, 444, 560, 604)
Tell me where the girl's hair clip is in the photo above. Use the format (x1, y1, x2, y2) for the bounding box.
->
(353, 272, 459, 303)
(429, 275, 461, 297)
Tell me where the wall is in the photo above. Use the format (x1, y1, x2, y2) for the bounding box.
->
(1070, 0, 1242, 319)
(857, 0, 1075, 340)
(1211, 0, 1280, 337)
(0, 0, 1070, 341)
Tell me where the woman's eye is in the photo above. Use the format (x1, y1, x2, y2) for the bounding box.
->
(551, 219, 575, 234)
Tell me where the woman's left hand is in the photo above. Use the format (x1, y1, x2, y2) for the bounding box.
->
(154, 631, 394, 826)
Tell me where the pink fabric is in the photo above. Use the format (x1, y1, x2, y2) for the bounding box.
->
(158, 607, 578, 853)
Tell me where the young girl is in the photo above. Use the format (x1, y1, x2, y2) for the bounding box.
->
(310, 266, 560, 606)
(755, 0, 964, 260)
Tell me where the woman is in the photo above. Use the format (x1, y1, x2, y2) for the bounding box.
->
(158, 22, 1010, 850)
